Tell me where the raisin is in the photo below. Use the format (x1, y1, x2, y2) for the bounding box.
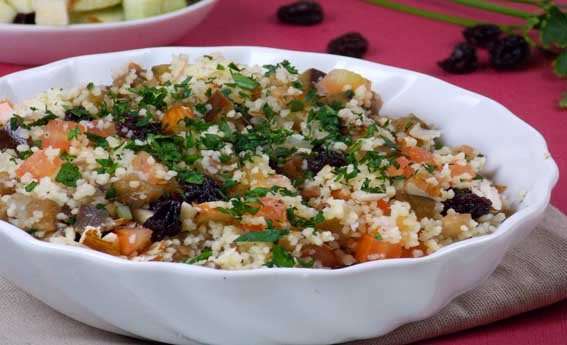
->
(442, 189, 492, 219)
(327, 32, 369, 58)
(0, 127, 24, 150)
(463, 24, 502, 48)
(307, 146, 346, 175)
(115, 116, 161, 139)
(277, 1, 324, 26)
(64, 106, 94, 122)
(13, 13, 35, 24)
(488, 35, 531, 70)
(438, 42, 478, 74)
(182, 176, 224, 204)
(143, 199, 182, 241)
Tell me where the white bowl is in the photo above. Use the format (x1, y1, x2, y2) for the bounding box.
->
(0, 0, 217, 65)
(0, 47, 558, 345)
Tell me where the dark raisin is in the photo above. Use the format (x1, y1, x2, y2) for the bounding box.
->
(182, 176, 224, 204)
(143, 199, 182, 241)
(488, 35, 531, 70)
(13, 13, 35, 24)
(463, 24, 502, 48)
(438, 42, 478, 74)
(115, 116, 161, 139)
(277, 1, 324, 26)
(0, 127, 24, 150)
(442, 189, 492, 219)
(307, 146, 346, 175)
(64, 106, 94, 122)
(327, 32, 369, 58)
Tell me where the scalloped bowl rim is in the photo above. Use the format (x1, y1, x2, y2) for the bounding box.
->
(0, 46, 559, 278)
(0, 0, 217, 32)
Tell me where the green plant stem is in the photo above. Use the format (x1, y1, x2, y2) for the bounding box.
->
(446, 0, 535, 18)
(366, 0, 518, 30)
(505, 0, 543, 6)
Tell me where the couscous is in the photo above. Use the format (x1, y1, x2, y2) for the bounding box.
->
(0, 54, 508, 269)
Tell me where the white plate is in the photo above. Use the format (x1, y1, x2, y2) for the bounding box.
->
(0, 0, 217, 65)
(0, 47, 559, 345)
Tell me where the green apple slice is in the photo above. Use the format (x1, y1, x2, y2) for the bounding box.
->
(6, 0, 32, 13)
(70, 4, 124, 23)
(0, 1, 17, 23)
(162, 0, 186, 13)
(123, 0, 161, 21)
(32, 0, 69, 25)
(70, 0, 122, 13)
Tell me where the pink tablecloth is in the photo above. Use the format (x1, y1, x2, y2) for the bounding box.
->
(0, 1, 565, 344)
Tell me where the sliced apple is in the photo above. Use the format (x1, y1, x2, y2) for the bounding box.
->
(70, 0, 121, 12)
(123, 0, 161, 21)
(32, 0, 69, 26)
(6, 0, 32, 13)
(70, 5, 124, 23)
(162, 0, 186, 13)
(0, 1, 17, 24)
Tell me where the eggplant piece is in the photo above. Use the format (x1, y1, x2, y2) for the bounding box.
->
(76, 205, 109, 231)
(298, 68, 326, 90)
(205, 90, 233, 123)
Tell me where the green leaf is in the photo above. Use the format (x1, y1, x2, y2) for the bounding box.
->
(186, 248, 213, 264)
(231, 73, 260, 90)
(67, 127, 81, 141)
(380, 135, 400, 151)
(234, 228, 289, 243)
(25, 181, 38, 193)
(96, 158, 119, 175)
(374, 232, 383, 240)
(55, 162, 81, 187)
(541, 6, 567, 48)
(86, 133, 109, 148)
(553, 50, 567, 77)
(269, 245, 295, 268)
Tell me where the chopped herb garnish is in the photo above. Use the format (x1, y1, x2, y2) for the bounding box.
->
(286, 207, 324, 228)
(25, 181, 38, 192)
(195, 103, 209, 115)
(96, 158, 119, 175)
(55, 162, 81, 187)
(105, 185, 116, 200)
(217, 199, 260, 219)
(234, 228, 289, 243)
(231, 73, 260, 90)
(374, 233, 383, 240)
(186, 248, 213, 264)
(288, 99, 305, 112)
(86, 82, 95, 90)
(86, 133, 109, 148)
(380, 135, 400, 151)
(67, 127, 81, 141)
(267, 245, 295, 268)
(216, 64, 225, 71)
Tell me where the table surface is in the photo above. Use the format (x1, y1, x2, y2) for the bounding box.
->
(1, 0, 566, 344)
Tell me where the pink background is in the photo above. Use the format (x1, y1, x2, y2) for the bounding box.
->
(0, 0, 566, 343)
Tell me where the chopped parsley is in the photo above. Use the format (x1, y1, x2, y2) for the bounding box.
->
(374, 233, 383, 240)
(286, 208, 324, 228)
(231, 73, 260, 90)
(96, 159, 119, 175)
(186, 248, 213, 264)
(24, 181, 38, 193)
(266, 245, 295, 268)
(234, 228, 289, 243)
(67, 127, 81, 141)
(86, 133, 109, 148)
(55, 162, 81, 187)
(217, 199, 260, 219)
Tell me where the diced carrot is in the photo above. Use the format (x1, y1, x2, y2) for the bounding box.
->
(355, 233, 402, 262)
(162, 105, 195, 133)
(450, 163, 476, 179)
(16, 150, 63, 179)
(403, 146, 435, 164)
(256, 196, 288, 227)
(376, 199, 390, 215)
(115, 227, 153, 256)
(386, 156, 414, 177)
(331, 189, 351, 200)
(41, 119, 84, 152)
(455, 145, 476, 159)
(86, 119, 116, 137)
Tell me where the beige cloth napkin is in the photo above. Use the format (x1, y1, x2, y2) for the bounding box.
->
(1, 206, 567, 345)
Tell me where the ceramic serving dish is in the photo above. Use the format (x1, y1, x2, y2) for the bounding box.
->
(0, 0, 217, 65)
(0, 46, 558, 345)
